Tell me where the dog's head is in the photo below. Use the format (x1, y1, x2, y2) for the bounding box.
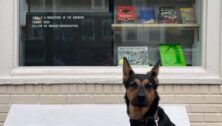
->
(123, 57, 160, 120)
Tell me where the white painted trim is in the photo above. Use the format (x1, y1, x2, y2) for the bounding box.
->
(205, 0, 221, 74)
(13, 0, 19, 68)
(220, 0, 222, 77)
(201, 0, 207, 68)
(1, 67, 220, 84)
(0, 0, 221, 85)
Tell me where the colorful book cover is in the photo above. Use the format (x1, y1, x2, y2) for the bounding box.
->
(139, 7, 156, 23)
(118, 46, 149, 65)
(117, 6, 136, 21)
(159, 6, 178, 24)
(159, 44, 186, 66)
(180, 8, 195, 24)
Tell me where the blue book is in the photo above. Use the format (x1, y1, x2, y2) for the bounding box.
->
(139, 7, 155, 23)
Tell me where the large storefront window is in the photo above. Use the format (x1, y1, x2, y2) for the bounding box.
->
(19, 0, 202, 66)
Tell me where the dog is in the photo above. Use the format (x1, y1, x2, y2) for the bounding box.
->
(122, 57, 175, 126)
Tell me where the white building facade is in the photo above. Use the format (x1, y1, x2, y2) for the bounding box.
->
(0, 0, 222, 125)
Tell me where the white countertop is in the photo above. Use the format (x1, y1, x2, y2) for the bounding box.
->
(4, 104, 190, 126)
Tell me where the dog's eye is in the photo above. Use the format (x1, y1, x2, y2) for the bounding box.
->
(145, 83, 153, 89)
(129, 81, 137, 88)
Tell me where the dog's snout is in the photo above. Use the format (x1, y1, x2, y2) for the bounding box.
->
(134, 85, 147, 105)
(134, 92, 148, 107)
(137, 95, 146, 101)
(131, 84, 149, 107)
(137, 85, 145, 97)
(136, 87, 146, 101)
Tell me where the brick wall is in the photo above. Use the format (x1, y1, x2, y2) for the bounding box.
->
(0, 84, 222, 126)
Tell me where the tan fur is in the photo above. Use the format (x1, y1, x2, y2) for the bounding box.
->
(143, 79, 149, 85)
(129, 104, 149, 120)
(144, 88, 155, 106)
(126, 86, 137, 102)
(126, 79, 156, 120)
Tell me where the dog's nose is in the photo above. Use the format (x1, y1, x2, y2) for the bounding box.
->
(136, 85, 146, 102)
(133, 89, 148, 107)
(134, 94, 148, 107)
(136, 90, 146, 101)
(137, 95, 146, 102)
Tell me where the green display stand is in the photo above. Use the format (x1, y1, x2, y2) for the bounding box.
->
(159, 44, 186, 66)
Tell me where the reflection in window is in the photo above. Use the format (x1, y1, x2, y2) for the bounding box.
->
(19, 0, 201, 66)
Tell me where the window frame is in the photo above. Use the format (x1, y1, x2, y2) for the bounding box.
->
(0, 0, 221, 84)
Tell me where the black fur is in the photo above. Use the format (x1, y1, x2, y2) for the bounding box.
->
(125, 94, 175, 126)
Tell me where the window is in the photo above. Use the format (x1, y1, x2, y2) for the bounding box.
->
(19, 0, 112, 66)
(19, 0, 202, 67)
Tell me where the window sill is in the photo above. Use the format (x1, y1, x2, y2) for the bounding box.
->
(0, 66, 221, 85)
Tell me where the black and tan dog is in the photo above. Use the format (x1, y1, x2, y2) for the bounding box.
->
(123, 58, 175, 126)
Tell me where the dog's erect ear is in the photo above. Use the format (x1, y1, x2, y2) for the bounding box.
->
(123, 57, 134, 82)
(150, 60, 160, 77)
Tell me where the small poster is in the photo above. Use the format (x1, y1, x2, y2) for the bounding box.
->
(159, 44, 186, 66)
(117, 6, 136, 21)
(118, 46, 149, 65)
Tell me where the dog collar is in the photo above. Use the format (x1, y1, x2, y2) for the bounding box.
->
(145, 111, 159, 126)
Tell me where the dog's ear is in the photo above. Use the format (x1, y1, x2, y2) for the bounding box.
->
(123, 57, 134, 82)
(150, 60, 160, 77)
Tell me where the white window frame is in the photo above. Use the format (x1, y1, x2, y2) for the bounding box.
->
(0, 0, 221, 84)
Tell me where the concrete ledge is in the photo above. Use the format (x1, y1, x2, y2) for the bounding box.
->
(4, 104, 190, 126)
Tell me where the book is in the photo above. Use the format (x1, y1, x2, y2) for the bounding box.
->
(159, 44, 186, 66)
(159, 6, 178, 24)
(118, 46, 149, 65)
(117, 6, 136, 21)
(139, 7, 156, 23)
(180, 8, 195, 24)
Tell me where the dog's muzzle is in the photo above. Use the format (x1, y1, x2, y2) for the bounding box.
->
(132, 96, 149, 107)
(132, 86, 149, 107)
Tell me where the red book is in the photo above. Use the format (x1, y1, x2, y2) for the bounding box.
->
(117, 6, 136, 21)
